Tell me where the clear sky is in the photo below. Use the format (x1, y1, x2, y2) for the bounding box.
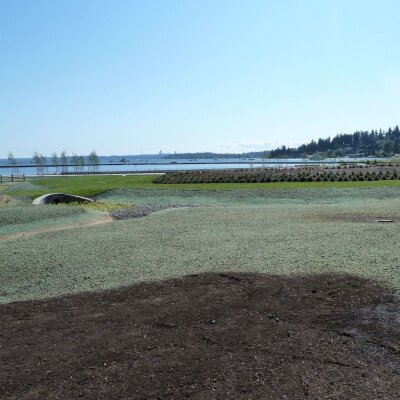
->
(1, 0, 400, 157)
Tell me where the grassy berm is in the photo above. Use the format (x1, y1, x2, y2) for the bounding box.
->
(1, 186, 400, 302)
(0, 205, 104, 236)
(1, 184, 400, 399)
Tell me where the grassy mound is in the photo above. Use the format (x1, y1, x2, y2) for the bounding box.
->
(2, 189, 400, 303)
(0, 205, 86, 227)
(0, 204, 105, 237)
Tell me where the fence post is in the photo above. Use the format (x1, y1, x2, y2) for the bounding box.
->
(23, 174, 25, 181)
(11, 174, 13, 182)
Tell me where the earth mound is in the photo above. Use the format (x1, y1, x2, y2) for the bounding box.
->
(1, 273, 400, 399)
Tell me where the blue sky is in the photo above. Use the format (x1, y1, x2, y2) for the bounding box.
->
(1, 0, 400, 157)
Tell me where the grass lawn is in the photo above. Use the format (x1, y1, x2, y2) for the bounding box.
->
(5, 175, 400, 198)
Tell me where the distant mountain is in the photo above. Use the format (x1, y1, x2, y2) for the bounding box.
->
(163, 151, 269, 159)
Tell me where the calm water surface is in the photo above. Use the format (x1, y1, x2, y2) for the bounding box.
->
(0, 157, 379, 176)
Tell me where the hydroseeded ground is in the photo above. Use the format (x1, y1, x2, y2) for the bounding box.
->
(0, 205, 104, 236)
(0, 205, 86, 226)
(96, 186, 400, 206)
(1, 187, 399, 303)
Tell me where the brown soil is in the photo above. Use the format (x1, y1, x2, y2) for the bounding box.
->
(0, 214, 113, 241)
(0, 195, 11, 204)
(308, 212, 399, 224)
(1, 273, 400, 399)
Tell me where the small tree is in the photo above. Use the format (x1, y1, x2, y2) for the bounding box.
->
(40, 154, 48, 174)
(88, 150, 100, 172)
(32, 152, 44, 175)
(77, 155, 85, 173)
(51, 152, 59, 174)
(60, 150, 68, 174)
(383, 139, 394, 156)
(71, 153, 79, 173)
(8, 151, 18, 175)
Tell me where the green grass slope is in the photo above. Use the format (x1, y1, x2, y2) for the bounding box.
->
(5, 175, 400, 198)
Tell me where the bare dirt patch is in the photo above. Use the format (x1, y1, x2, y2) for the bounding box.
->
(308, 212, 399, 224)
(1, 273, 400, 399)
(0, 195, 11, 204)
(109, 203, 198, 220)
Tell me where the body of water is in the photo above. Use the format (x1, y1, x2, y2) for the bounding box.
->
(0, 157, 382, 176)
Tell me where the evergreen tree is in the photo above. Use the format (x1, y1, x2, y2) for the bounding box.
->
(268, 126, 399, 158)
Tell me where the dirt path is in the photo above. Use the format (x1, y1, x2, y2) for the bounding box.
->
(1, 272, 400, 399)
(0, 214, 113, 241)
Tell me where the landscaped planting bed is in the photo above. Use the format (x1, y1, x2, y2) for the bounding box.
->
(154, 165, 400, 184)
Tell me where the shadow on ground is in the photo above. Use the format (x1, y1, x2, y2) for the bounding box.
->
(1, 272, 400, 399)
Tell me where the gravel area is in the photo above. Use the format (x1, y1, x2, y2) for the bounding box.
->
(109, 203, 195, 220)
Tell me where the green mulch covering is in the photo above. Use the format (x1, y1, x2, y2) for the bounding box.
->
(0, 205, 103, 236)
(0, 205, 86, 227)
(1, 187, 399, 303)
(96, 186, 400, 206)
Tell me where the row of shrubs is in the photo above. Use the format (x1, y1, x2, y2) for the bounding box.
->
(154, 170, 400, 184)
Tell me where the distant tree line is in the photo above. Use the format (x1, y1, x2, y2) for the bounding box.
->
(6, 150, 100, 175)
(269, 126, 400, 158)
(33, 150, 100, 175)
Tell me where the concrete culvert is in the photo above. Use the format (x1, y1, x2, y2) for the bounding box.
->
(32, 193, 94, 205)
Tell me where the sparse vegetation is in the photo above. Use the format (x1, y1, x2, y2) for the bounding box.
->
(65, 201, 130, 212)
